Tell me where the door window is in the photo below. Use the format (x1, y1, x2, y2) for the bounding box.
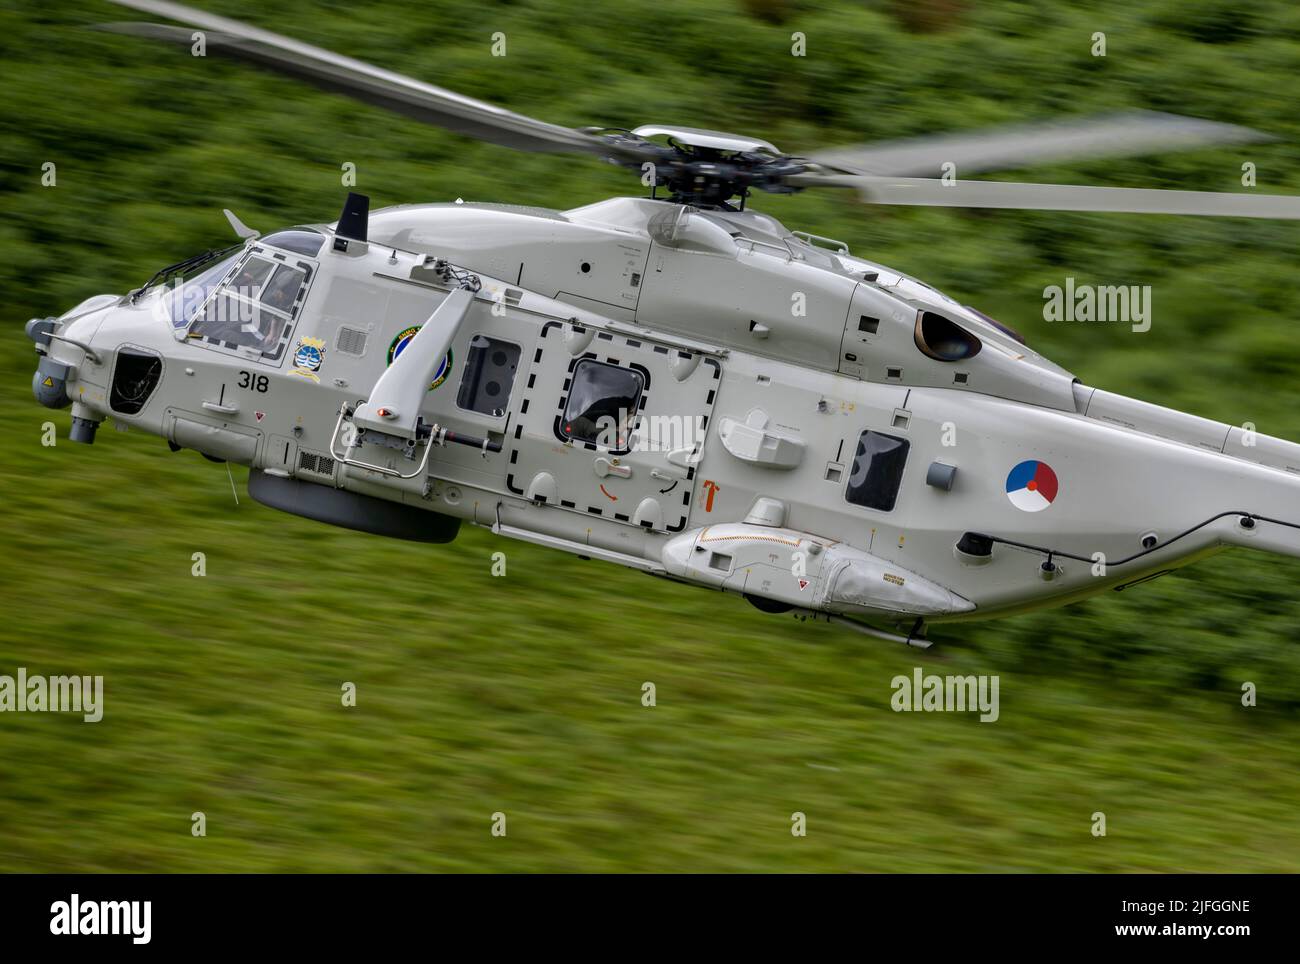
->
(845, 430, 909, 511)
(559, 359, 644, 451)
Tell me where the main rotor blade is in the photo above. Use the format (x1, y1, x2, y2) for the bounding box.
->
(793, 172, 1300, 219)
(808, 112, 1272, 178)
(103, 0, 624, 157)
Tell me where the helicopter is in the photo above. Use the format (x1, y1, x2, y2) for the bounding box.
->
(27, 0, 1300, 648)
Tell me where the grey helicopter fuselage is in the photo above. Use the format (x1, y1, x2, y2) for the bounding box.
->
(30, 195, 1300, 638)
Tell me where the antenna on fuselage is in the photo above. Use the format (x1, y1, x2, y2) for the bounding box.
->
(336, 192, 370, 242)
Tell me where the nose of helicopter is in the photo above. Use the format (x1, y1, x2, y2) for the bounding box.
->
(26, 294, 129, 443)
(28, 316, 70, 408)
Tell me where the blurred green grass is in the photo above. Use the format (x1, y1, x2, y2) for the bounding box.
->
(1, 0, 1299, 872)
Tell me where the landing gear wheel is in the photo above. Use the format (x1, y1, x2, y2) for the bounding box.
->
(745, 593, 794, 615)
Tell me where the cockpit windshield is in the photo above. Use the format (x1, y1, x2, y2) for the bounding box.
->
(163, 251, 241, 331)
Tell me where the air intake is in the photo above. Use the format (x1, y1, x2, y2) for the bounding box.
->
(336, 327, 367, 356)
(298, 450, 337, 477)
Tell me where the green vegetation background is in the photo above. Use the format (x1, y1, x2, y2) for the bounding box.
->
(2, 0, 1299, 871)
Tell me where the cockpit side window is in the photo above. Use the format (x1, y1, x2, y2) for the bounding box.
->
(261, 264, 307, 313)
(188, 248, 314, 362)
(228, 257, 274, 296)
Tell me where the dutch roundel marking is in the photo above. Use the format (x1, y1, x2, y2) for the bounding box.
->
(1005, 459, 1059, 512)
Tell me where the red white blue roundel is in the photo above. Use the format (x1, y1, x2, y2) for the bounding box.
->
(1005, 459, 1059, 512)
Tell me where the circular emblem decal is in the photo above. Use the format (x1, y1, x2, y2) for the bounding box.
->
(294, 342, 323, 371)
(387, 325, 452, 391)
(290, 337, 326, 381)
(1005, 459, 1058, 512)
